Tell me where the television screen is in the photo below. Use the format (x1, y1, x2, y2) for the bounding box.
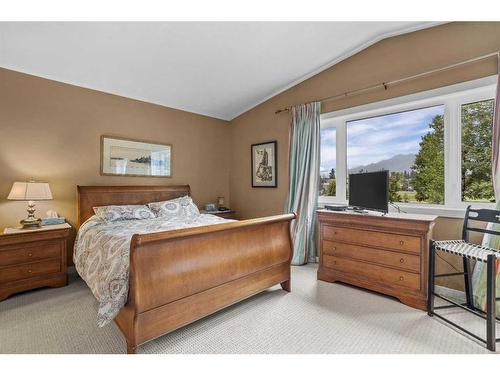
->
(348, 171, 389, 213)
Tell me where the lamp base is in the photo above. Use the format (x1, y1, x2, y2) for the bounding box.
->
(20, 217, 42, 229)
(21, 200, 42, 229)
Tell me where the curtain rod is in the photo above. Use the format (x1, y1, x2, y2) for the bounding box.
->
(275, 51, 500, 115)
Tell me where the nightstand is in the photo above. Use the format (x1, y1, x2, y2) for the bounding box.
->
(0, 223, 71, 301)
(200, 210, 236, 219)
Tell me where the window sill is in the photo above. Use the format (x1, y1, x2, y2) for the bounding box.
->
(390, 204, 464, 219)
(318, 199, 495, 219)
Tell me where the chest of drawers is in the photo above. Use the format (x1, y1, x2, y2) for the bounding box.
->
(0, 224, 71, 301)
(317, 210, 436, 310)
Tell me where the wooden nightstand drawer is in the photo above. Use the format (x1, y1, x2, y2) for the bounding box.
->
(0, 259, 61, 284)
(0, 241, 61, 267)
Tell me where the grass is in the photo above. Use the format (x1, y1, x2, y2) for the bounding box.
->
(395, 191, 417, 203)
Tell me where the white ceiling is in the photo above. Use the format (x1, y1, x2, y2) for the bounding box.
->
(0, 22, 439, 120)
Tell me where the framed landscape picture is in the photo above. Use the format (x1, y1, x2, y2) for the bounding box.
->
(251, 141, 277, 187)
(101, 135, 172, 177)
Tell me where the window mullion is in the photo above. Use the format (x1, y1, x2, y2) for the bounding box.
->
(445, 99, 461, 208)
(337, 119, 348, 204)
(444, 100, 458, 207)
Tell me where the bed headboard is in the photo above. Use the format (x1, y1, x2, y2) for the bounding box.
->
(77, 185, 191, 226)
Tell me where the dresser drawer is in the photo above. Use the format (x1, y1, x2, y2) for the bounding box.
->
(323, 254, 420, 291)
(0, 241, 61, 267)
(322, 240, 420, 272)
(0, 259, 61, 284)
(322, 225, 421, 254)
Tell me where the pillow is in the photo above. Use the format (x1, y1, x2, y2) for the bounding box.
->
(148, 196, 200, 220)
(93, 205, 156, 222)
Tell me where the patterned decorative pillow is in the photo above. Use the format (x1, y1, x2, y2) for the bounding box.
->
(148, 196, 200, 220)
(93, 205, 156, 222)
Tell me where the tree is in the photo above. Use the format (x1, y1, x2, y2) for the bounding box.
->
(389, 172, 402, 202)
(329, 168, 336, 180)
(325, 179, 336, 196)
(412, 115, 445, 204)
(461, 100, 495, 202)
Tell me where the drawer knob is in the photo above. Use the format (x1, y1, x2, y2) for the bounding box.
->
(399, 258, 405, 263)
(399, 240, 405, 246)
(28, 253, 33, 257)
(399, 276, 404, 281)
(27, 269, 32, 274)
(333, 246, 337, 251)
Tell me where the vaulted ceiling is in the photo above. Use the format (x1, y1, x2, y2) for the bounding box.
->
(0, 22, 439, 120)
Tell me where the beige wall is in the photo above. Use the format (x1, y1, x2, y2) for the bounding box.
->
(2, 22, 500, 288)
(229, 22, 500, 290)
(0, 68, 231, 260)
(230, 22, 500, 220)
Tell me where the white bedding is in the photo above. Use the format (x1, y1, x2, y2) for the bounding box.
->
(74, 214, 233, 327)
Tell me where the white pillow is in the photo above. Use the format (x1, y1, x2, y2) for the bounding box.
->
(148, 196, 200, 220)
(93, 205, 156, 222)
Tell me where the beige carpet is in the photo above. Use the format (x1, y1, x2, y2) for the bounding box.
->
(0, 264, 496, 354)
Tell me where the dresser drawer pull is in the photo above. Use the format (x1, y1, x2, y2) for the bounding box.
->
(27, 253, 33, 257)
(399, 258, 405, 263)
(399, 276, 404, 281)
(27, 269, 32, 274)
(399, 240, 405, 246)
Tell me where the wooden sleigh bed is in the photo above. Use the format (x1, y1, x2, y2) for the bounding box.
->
(77, 185, 294, 353)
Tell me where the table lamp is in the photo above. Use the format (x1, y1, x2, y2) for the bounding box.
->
(7, 181, 53, 229)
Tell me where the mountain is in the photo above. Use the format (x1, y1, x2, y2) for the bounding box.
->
(349, 153, 415, 174)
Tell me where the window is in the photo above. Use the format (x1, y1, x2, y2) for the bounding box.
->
(320, 127, 336, 197)
(319, 76, 496, 216)
(461, 99, 495, 203)
(347, 105, 445, 204)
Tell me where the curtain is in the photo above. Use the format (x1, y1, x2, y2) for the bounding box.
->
(471, 55, 500, 311)
(284, 102, 321, 265)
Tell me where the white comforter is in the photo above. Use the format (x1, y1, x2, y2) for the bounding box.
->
(74, 214, 233, 327)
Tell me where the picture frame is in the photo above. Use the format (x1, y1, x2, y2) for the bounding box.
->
(100, 135, 172, 177)
(251, 141, 277, 188)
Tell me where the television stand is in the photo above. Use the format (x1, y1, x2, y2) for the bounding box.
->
(317, 209, 436, 310)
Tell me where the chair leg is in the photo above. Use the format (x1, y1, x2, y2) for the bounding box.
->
(486, 254, 496, 352)
(463, 257, 474, 309)
(427, 240, 436, 316)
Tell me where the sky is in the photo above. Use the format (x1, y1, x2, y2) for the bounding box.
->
(320, 105, 444, 176)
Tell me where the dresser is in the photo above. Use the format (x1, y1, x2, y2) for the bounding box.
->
(317, 210, 436, 310)
(0, 223, 71, 301)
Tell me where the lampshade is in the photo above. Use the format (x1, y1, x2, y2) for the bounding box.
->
(7, 182, 53, 201)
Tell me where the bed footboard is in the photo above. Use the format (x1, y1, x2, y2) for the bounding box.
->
(114, 213, 295, 353)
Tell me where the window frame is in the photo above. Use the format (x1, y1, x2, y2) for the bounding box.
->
(319, 76, 497, 218)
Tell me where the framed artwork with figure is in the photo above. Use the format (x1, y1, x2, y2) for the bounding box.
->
(251, 141, 277, 188)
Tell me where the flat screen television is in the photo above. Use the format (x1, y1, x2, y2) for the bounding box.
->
(348, 170, 389, 213)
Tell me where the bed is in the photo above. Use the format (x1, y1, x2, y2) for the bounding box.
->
(76, 185, 294, 353)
